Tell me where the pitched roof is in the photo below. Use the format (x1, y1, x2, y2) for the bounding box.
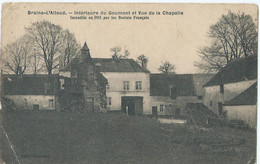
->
(150, 74, 197, 96)
(92, 58, 149, 73)
(61, 58, 149, 73)
(2, 74, 59, 95)
(224, 82, 257, 106)
(204, 55, 257, 87)
(192, 74, 214, 96)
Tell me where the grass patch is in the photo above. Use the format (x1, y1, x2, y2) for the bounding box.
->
(0, 111, 256, 164)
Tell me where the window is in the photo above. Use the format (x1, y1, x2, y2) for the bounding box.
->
(106, 84, 110, 90)
(135, 81, 142, 90)
(123, 81, 129, 90)
(24, 99, 27, 109)
(210, 101, 212, 106)
(49, 99, 54, 108)
(107, 97, 112, 105)
(160, 105, 164, 112)
(198, 96, 203, 100)
(220, 84, 224, 93)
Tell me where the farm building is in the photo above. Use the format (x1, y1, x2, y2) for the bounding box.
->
(150, 74, 213, 116)
(223, 82, 257, 129)
(203, 55, 257, 128)
(1, 74, 59, 110)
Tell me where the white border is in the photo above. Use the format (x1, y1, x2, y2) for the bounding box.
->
(0, 1, 259, 164)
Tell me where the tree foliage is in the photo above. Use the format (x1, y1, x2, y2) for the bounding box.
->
(195, 11, 258, 73)
(158, 61, 176, 74)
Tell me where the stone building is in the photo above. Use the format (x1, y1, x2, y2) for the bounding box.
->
(59, 43, 108, 112)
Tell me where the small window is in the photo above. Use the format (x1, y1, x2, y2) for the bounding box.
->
(220, 84, 224, 93)
(160, 105, 164, 112)
(210, 101, 212, 106)
(136, 81, 142, 90)
(24, 99, 27, 109)
(123, 81, 130, 90)
(198, 96, 203, 100)
(107, 97, 112, 105)
(49, 99, 54, 108)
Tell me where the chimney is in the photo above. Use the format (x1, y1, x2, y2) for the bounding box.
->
(142, 59, 148, 69)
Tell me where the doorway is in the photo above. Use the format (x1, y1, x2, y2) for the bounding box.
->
(121, 97, 143, 115)
(152, 106, 157, 116)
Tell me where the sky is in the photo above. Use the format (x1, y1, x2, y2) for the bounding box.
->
(1, 3, 258, 74)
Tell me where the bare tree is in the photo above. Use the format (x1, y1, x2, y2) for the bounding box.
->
(158, 61, 176, 74)
(195, 11, 258, 73)
(111, 46, 130, 59)
(25, 20, 66, 74)
(62, 30, 81, 67)
(30, 48, 45, 74)
(1, 36, 30, 75)
(136, 54, 148, 67)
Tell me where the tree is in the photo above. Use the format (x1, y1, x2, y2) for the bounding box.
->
(136, 54, 148, 68)
(111, 46, 130, 59)
(62, 30, 80, 67)
(195, 11, 258, 73)
(1, 36, 31, 75)
(25, 20, 79, 74)
(30, 48, 44, 74)
(158, 61, 176, 74)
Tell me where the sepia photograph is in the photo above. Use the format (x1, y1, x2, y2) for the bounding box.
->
(0, 2, 258, 164)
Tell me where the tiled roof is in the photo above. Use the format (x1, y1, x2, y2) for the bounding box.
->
(92, 58, 149, 73)
(61, 58, 149, 73)
(204, 55, 257, 87)
(150, 74, 197, 96)
(224, 82, 257, 106)
(2, 74, 59, 95)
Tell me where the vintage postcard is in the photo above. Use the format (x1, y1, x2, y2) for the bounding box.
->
(0, 3, 258, 164)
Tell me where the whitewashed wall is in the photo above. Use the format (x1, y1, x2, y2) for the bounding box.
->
(204, 79, 256, 114)
(4, 95, 56, 110)
(102, 72, 151, 114)
(150, 96, 200, 115)
(223, 105, 257, 129)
